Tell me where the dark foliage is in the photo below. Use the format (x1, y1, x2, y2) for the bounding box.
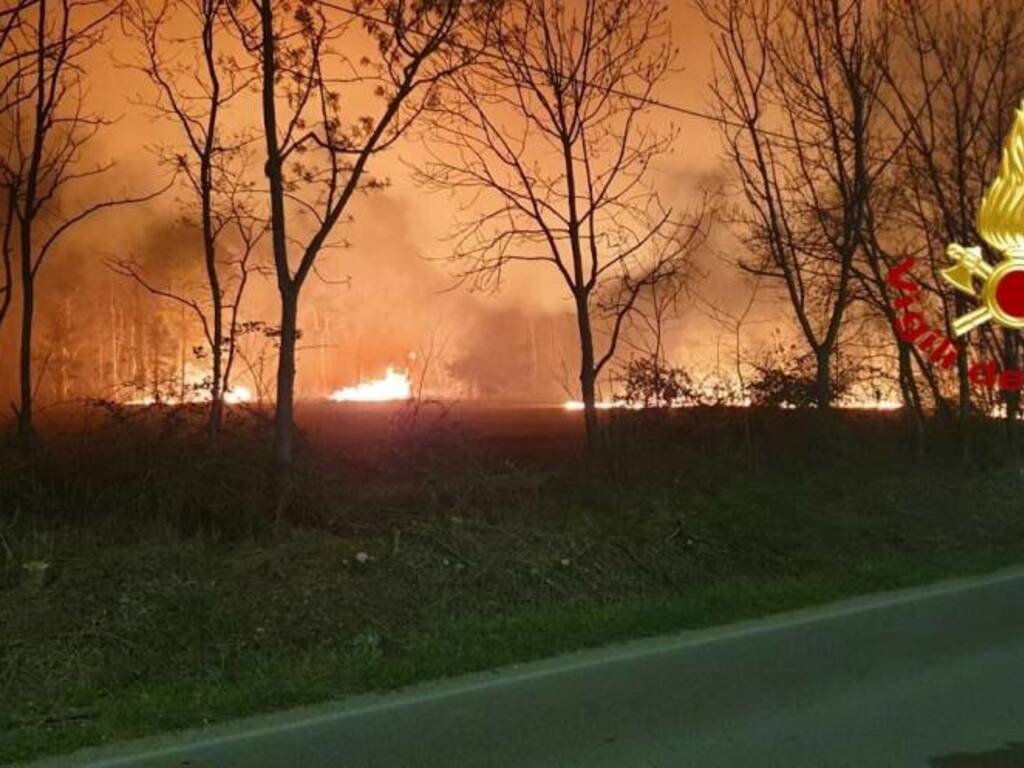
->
(748, 348, 851, 409)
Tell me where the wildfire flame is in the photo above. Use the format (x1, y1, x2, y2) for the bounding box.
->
(224, 386, 254, 405)
(562, 400, 641, 411)
(329, 368, 412, 403)
(126, 383, 254, 407)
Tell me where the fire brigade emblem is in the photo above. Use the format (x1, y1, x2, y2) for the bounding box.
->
(944, 103, 1024, 336)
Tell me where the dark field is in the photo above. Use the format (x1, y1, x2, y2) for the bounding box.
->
(2, 403, 1024, 765)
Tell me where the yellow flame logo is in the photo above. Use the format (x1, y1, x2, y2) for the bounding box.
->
(944, 102, 1024, 335)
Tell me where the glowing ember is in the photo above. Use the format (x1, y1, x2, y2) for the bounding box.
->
(846, 399, 903, 411)
(125, 381, 255, 407)
(563, 400, 641, 411)
(224, 386, 254, 405)
(330, 368, 412, 403)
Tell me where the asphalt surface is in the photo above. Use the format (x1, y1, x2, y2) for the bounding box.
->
(31, 568, 1024, 768)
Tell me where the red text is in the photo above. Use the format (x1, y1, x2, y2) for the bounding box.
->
(887, 258, 958, 370)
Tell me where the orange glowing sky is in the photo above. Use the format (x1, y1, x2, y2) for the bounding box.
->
(0, 3, 788, 406)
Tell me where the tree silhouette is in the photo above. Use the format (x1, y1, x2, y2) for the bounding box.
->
(879, 0, 1024, 438)
(417, 0, 708, 453)
(698, 0, 886, 409)
(0, 0, 168, 441)
(119, 0, 266, 436)
(228, 0, 496, 467)
(0, 1, 39, 339)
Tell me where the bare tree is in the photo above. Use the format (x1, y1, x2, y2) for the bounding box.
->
(119, 0, 264, 437)
(628, 282, 682, 376)
(0, 1, 40, 97)
(107, 207, 263, 412)
(0, 179, 14, 337)
(417, 0, 708, 453)
(698, 0, 889, 410)
(0, 1, 38, 337)
(1, 0, 168, 441)
(227, 0, 495, 467)
(615, 271, 701, 410)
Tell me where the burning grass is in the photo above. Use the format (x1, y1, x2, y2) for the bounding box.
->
(2, 405, 1024, 764)
(328, 368, 412, 403)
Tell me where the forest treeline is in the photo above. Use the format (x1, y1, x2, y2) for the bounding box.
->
(1, 0, 1023, 462)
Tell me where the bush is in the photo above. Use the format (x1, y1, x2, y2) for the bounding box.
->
(618, 357, 693, 408)
(748, 346, 849, 409)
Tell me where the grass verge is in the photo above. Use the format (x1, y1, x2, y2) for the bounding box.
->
(3, 407, 1024, 765)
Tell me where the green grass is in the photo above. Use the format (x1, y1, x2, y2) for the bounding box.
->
(3, 407, 1024, 765)
(5, 550, 1022, 765)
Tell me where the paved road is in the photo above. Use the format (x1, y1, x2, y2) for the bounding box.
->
(33, 569, 1024, 768)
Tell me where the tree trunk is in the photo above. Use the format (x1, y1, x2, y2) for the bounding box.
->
(897, 341, 925, 459)
(200, 42, 223, 439)
(956, 346, 971, 421)
(178, 303, 187, 402)
(208, 385, 224, 440)
(815, 347, 832, 410)
(955, 315, 971, 461)
(258, 0, 296, 469)
(949, 290, 970, 403)
(1004, 329, 1020, 452)
(574, 293, 600, 456)
(274, 289, 298, 466)
(206, 284, 224, 439)
(17, 0, 45, 443)
(0, 191, 14, 333)
(17, 234, 33, 442)
(580, 367, 599, 454)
